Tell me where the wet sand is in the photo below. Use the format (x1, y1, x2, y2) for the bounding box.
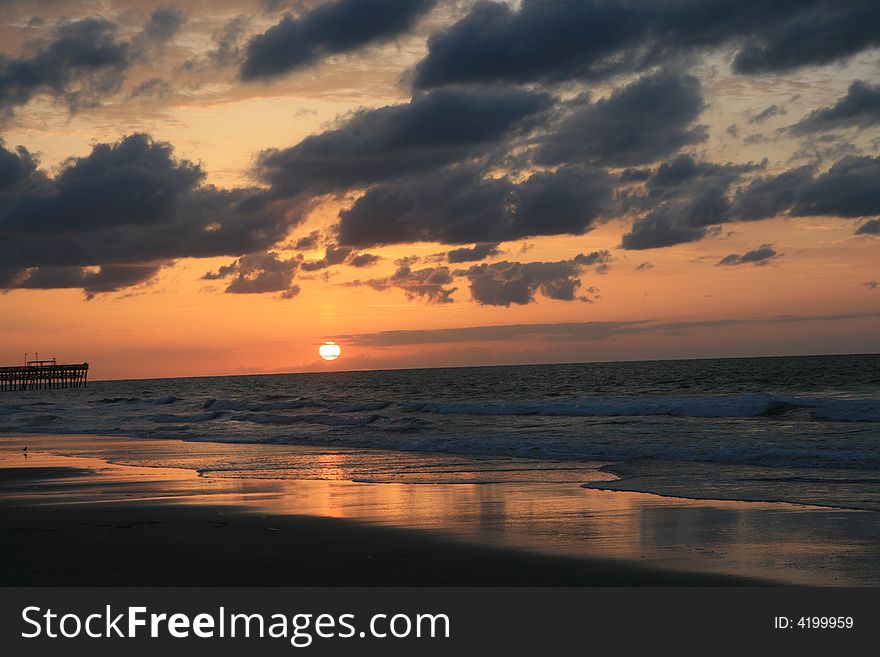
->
(2, 434, 878, 585)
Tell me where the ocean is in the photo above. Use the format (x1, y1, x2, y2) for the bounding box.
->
(2, 354, 879, 511)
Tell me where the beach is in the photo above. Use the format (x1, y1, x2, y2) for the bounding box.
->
(3, 433, 879, 586)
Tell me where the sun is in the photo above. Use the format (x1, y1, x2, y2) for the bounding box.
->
(319, 341, 342, 361)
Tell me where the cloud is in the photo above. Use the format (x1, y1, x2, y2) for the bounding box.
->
(716, 244, 781, 266)
(623, 150, 880, 249)
(619, 156, 757, 249)
(749, 104, 786, 124)
(620, 209, 708, 250)
(446, 242, 502, 263)
(731, 157, 880, 221)
(536, 70, 707, 167)
(241, 0, 435, 80)
(790, 155, 880, 218)
(791, 80, 880, 134)
(203, 251, 301, 298)
(300, 245, 353, 271)
(143, 6, 186, 44)
(731, 2, 880, 74)
(348, 252, 381, 267)
(255, 86, 552, 198)
(0, 134, 295, 295)
(346, 258, 456, 303)
(412, 0, 880, 88)
(573, 250, 613, 267)
(455, 256, 599, 306)
(730, 166, 815, 221)
(338, 310, 880, 347)
(856, 218, 880, 235)
(337, 164, 612, 247)
(8, 264, 163, 299)
(345, 252, 604, 306)
(291, 230, 321, 250)
(128, 77, 174, 100)
(0, 18, 132, 117)
(298, 244, 380, 270)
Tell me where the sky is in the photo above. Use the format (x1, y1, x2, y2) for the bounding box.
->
(0, 0, 878, 380)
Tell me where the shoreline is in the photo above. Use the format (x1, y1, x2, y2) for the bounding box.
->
(2, 434, 879, 585)
(0, 459, 761, 586)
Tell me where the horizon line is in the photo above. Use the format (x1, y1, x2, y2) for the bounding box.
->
(89, 350, 880, 384)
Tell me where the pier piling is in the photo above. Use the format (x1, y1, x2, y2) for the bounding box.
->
(0, 360, 89, 391)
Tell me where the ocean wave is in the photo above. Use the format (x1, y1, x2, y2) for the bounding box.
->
(229, 412, 385, 427)
(204, 399, 315, 412)
(147, 412, 222, 423)
(0, 404, 20, 415)
(809, 399, 880, 422)
(326, 401, 390, 412)
(401, 394, 880, 422)
(205, 398, 389, 413)
(147, 395, 179, 405)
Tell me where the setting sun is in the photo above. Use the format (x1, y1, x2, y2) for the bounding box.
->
(319, 341, 342, 361)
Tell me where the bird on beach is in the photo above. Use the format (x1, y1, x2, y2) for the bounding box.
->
(22, 446, 27, 452)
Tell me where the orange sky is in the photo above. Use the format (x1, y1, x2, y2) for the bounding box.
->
(0, 0, 878, 380)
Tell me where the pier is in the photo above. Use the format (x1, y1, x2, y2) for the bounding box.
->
(0, 359, 89, 391)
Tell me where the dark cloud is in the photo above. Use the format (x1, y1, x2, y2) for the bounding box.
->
(2, 134, 202, 234)
(291, 230, 321, 250)
(0, 140, 41, 196)
(620, 210, 708, 250)
(256, 86, 552, 198)
(856, 218, 880, 235)
(299, 244, 354, 271)
(573, 250, 612, 267)
(716, 244, 780, 266)
(729, 157, 880, 221)
(619, 167, 652, 183)
(203, 252, 301, 298)
(143, 6, 186, 44)
(344, 252, 602, 306)
(412, 0, 880, 88)
(619, 156, 758, 249)
(646, 156, 753, 197)
(446, 242, 501, 263)
(348, 252, 381, 267)
(241, 0, 435, 80)
(0, 18, 132, 116)
(0, 134, 295, 295)
(128, 77, 174, 100)
(791, 80, 880, 134)
(9, 264, 163, 299)
(338, 164, 612, 247)
(537, 70, 707, 167)
(455, 256, 598, 306)
(790, 156, 880, 218)
(347, 258, 456, 304)
(620, 150, 880, 249)
(730, 2, 880, 74)
(749, 104, 786, 124)
(730, 166, 814, 221)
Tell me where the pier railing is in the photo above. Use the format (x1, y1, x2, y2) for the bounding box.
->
(0, 362, 89, 391)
